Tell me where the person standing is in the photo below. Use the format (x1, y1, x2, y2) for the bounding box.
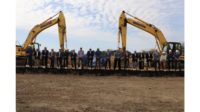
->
(57, 49, 64, 68)
(138, 52, 145, 70)
(153, 50, 160, 71)
(56, 50, 60, 68)
(26, 46, 33, 68)
(64, 49, 69, 69)
(114, 49, 121, 70)
(160, 51, 167, 70)
(42, 47, 49, 68)
(95, 48, 101, 69)
(78, 47, 84, 69)
(146, 51, 153, 70)
(87, 49, 94, 69)
(167, 50, 174, 71)
(174, 50, 180, 71)
(50, 49, 55, 68)
(71, 50, 77, 69)
(124, 50, 129, 70)
(132, 51, 138, 70)
(34, 48, 41, 67)
(32, 48, 36, 67)
(105, 49, 111, 70)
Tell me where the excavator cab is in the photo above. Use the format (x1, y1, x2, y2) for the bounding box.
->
(16, 42, 41, 66)
(165, 42, 184, 69)
(162, 42, 182, 55)
(31, 42, 41, 51)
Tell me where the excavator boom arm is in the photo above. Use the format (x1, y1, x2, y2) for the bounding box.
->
(22, 11, 66, 51)
(118, 11, 167, 53)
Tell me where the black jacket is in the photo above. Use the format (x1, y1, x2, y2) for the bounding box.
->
(71, 52, 77, 60)
(138, 53, 145, 60)
(132, 53, 138, 61)
(146, 53, 153, 61)
(87, 51, 94, 59)
(167, 53, 174, 61)
(42, 50, 49, 58)
(57, 51, 64, 59)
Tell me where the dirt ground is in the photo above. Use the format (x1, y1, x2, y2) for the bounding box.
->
(16, 74, 184, 112)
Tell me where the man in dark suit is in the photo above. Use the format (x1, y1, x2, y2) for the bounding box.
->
(138, 52, 145, 70)
(167, 50, 174, 71)
(50, 49, 55, 68)
(114, 49, 121, 70)
(124, 50, 129, 70)
(174, 50, 180, 71)
(26, 46, 33, 68)
(71, 50, 77, 69)
(105, 49, 111, 70)
(146, 51, 153, 70)
(95, 48, 101, 69)
(153, 50, 160, 71)
(64, 49, 69, 68)
(57, 49, 64, 68)
(42, 47, 49, 68)
(87, 48, 94, 69)
(132, 51, 138, 70)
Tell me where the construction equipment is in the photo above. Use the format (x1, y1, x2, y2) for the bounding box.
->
(16, 11, 67, 66)
(118, 10, 184, 61)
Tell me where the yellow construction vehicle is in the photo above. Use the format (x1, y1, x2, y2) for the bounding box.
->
(118, 10, 184, 61)
(16, 11, 66, 66)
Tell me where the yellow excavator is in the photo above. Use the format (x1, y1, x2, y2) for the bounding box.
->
(118, 11, 184, 61)
(16, 11, 66, 66)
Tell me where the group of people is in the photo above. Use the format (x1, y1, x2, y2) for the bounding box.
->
(25, 46, 183, 71)
(130, 49, 182, 71)
(25, 47, 106, 70)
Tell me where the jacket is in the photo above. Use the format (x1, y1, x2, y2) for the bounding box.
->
(42, 50, 49, 58)
(71, 52, 77, 60)
(87, 51, 94, 59)
(95, 50, 101, 58)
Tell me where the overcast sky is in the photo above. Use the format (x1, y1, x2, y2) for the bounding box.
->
(16, 0, 184, 52)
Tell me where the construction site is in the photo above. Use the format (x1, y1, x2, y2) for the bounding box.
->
(16, 5, 184, 112)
